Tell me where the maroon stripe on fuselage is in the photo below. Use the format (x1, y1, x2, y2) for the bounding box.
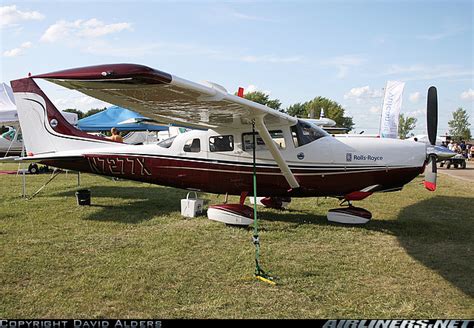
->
(41, 154, 423, 197)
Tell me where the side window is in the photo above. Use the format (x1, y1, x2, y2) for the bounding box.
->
(157, 136, 176, 148)
(183, 138, 201, 152)
(271, 130, 286, 149)
(242, 130, 286, 151)
(209, 135, 234, 152)
(291, 129, 299, 148)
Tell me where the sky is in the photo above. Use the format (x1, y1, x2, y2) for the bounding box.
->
(1, 0, 473, 135)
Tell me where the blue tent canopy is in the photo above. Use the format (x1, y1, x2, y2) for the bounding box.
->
(77, 106, 168, 132)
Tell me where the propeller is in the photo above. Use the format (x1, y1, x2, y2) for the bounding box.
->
(427, 86, 438, 145)
(424, 86, 438, 191)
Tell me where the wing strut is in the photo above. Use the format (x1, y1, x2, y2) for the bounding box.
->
(254, 116, 300, 190)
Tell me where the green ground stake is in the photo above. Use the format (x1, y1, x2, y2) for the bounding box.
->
(251, 121, 275, 285)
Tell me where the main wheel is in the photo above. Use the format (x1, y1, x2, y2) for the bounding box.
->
(454, 163, 459, 168)
(460, 161, 466, 169)
(28, 163, 39, 174)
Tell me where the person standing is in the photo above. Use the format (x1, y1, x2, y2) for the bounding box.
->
(108, 127, 124, 143)
(448, 140, 455, 151)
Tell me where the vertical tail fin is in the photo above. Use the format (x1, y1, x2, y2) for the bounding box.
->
(10, 77, 117, 156)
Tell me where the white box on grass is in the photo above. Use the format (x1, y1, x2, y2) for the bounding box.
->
(181, 192, 203, 218)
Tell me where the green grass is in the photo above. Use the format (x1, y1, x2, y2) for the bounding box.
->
(0, 163, 473, 318)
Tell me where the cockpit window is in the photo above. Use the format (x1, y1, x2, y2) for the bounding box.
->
(157, 136, 176, 148)
(291, 120, 329, 147)
(209, 135, 234, 152)
(1, 129, 22, 141)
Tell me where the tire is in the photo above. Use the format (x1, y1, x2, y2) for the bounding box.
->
(447, 162, 451, 169)
(461, 161, 466, 169)
(454, 164, 459, 169)
(28, 163, 39, 174)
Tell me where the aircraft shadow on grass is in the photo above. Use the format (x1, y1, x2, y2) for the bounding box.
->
(55, 185, 194, 224)
(266, 196, 473, 298)
(395, 196, 473, 298)
(54, 187, 473, 297)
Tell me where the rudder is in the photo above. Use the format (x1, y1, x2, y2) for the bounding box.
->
(10, 77, 117, 156)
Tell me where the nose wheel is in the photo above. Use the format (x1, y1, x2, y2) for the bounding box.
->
(339, 199, 353, 207)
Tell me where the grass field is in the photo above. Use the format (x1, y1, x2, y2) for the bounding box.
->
(1, 163, 473, 318)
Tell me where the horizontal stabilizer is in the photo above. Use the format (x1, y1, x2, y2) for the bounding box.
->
(0, 153, 83, 163)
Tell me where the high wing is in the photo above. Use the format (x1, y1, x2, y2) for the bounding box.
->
(32, 63, 297, 130)
(31, 63, 301, 189)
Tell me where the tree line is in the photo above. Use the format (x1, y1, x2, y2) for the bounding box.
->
(241, 91, 355, 131)
(63, 107, 106, 120)
(244, 90, 471, 140)
(398, 107, 471, 141)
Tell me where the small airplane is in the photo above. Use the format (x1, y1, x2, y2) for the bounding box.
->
(0, 126, 23, 157)
(305, 108, 350, 134)
(8, 63, 455, 224)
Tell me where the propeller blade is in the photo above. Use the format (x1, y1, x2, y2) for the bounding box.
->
(423, 154, 437, 191)
(427, 86, 438, 146)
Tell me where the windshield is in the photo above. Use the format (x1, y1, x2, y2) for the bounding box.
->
(157, 136, 177, 148)
(291, 120, 329, 147)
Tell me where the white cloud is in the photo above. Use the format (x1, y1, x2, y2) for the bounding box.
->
(40, 20, 72, 43)
(404, 109, 426, 118)
(3, 41, 32, 57)
(409, 92, 421, 103)
(322, 55, 365, 79)
(460, 88, 474, 101)
(41, 18, 132, 43)
(245, 85, 258, 93)
(78, 18, 132, 38)
(345, 86, 370, 98)
(241, 84, 271, 95)
(0, 5, 44, 28)
(344, 85, 383, 99)
(40, 19, 299, 65)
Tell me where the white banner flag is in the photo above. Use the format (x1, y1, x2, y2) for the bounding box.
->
(379, 80, 405, 138)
